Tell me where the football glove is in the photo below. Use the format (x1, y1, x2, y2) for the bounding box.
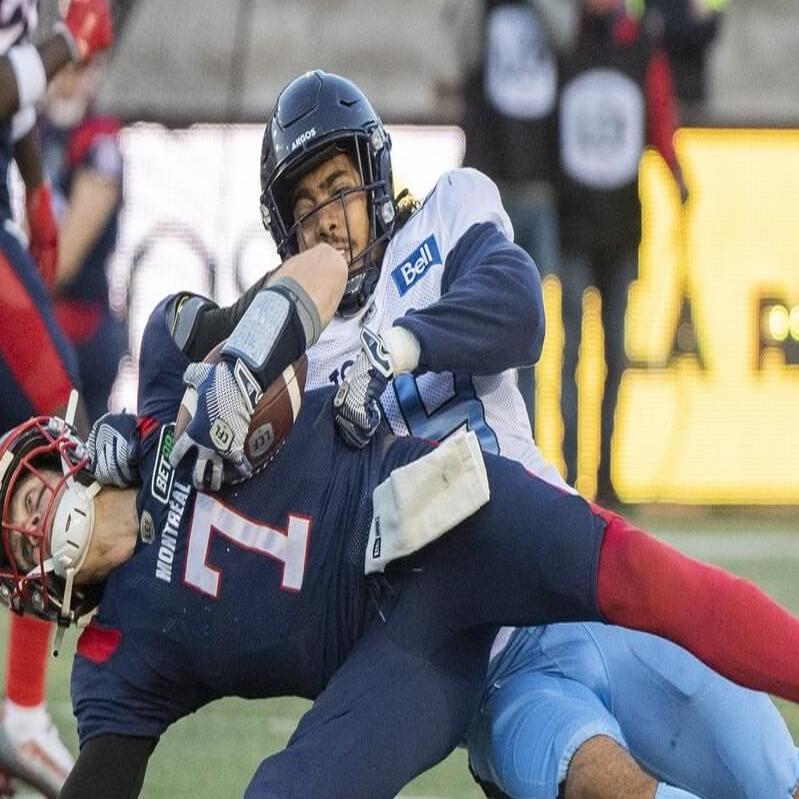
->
(26, 183, 58, 291)
(168, 359, 256, 491)
(86, 411, 140, 487)
(59, 0, 114, 63)
(333, 328, 394, 449)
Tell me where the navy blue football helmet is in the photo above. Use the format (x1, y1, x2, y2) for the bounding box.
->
(260, 70, 395, 317)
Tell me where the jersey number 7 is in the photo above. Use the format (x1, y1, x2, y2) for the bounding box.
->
(184, 493, 311, 598)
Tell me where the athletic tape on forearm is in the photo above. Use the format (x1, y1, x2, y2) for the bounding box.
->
(270, 274, 322, 347)
(6, 43, 47, 108)
(382, 326, 421, 374)
(10, 105, 35, 142)
(221, 286, 306, 389)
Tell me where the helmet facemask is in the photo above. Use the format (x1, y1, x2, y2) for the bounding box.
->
(0, 398, 103, 644)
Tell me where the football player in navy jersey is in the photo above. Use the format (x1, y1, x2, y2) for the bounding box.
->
(43, 57, 125, 423)
(163, 70, 799, 799)
(4, 245, 799, 799)
(0, 3, 112, 795)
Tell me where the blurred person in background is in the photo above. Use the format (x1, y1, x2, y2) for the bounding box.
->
(95, 69, 797, 799)
(43, 57, 125, 424)
(460, 0, 563, 429)
(0, 1, 113, 796)
(640, 0, 728, 117)
(556, 0, 688, 505)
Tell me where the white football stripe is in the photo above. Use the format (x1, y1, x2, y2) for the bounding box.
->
(283, 365, 303, 420)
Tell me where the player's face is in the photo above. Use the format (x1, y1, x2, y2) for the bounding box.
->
(5, 468, 61, 574)
(291, 152, 370, 273)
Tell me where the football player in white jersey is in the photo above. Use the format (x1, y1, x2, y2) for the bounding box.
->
(255, 70, 799, 799)
(90, 70, 799, 799)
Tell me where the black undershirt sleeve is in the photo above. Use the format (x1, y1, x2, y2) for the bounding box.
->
(182, 273, 272, 362)
(59, 734, 157, 799)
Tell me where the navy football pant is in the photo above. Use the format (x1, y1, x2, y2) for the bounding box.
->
(246, 440, 605, 798)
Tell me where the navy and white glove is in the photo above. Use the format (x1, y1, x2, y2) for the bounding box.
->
(86, 412, 141, 487)
(333, 328, 397, 449)
(169, 359, 258, 491)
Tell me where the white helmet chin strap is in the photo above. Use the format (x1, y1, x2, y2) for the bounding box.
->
(30, 391, 103, 652)
(46, 477, 101, 578)
(44, 389, 101, 577)
(28, 473, 101, 656)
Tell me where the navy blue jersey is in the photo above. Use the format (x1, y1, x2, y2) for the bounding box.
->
(71, 297, 388, 741)
(42, 114, 123, 306)
(43, 114, 126, 421)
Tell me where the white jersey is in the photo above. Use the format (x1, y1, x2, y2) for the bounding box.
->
(306, 167, 566, 489)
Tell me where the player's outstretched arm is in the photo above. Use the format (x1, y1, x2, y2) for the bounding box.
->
(59, 734, 156, 799)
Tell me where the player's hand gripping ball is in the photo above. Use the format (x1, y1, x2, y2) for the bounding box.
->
(171, 342, 307, 491)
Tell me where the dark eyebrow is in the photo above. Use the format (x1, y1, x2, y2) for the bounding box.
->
(293, 168, 353, 206)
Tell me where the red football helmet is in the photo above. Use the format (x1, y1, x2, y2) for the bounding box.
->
(0, 409, 102, 629)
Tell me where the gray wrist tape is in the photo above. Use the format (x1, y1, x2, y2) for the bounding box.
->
(271, 275, 322, 347)
(223, 289, 292, 372)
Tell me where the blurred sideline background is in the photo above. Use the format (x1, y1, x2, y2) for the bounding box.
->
(23, 0, 799, 507)
(6, 1, 799, 796)
(65, 0, 799, 507)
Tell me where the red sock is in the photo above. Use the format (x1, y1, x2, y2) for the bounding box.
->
(5, 614, 51, 707)
(595, 506, 799, 702)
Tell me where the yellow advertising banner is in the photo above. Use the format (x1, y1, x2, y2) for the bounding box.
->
(538, 129, 799, 504)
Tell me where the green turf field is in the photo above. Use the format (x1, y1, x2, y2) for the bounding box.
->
(2, 508, 798, 798)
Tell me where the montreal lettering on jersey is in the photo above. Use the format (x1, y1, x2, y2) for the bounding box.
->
(391, 234, 442, 296)
(155, 480, 191, 584)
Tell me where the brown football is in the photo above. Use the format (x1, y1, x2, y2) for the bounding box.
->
(174, 341, 308, 479)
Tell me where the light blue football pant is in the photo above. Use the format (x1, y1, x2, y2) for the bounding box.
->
(467, 623, 799, 799)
